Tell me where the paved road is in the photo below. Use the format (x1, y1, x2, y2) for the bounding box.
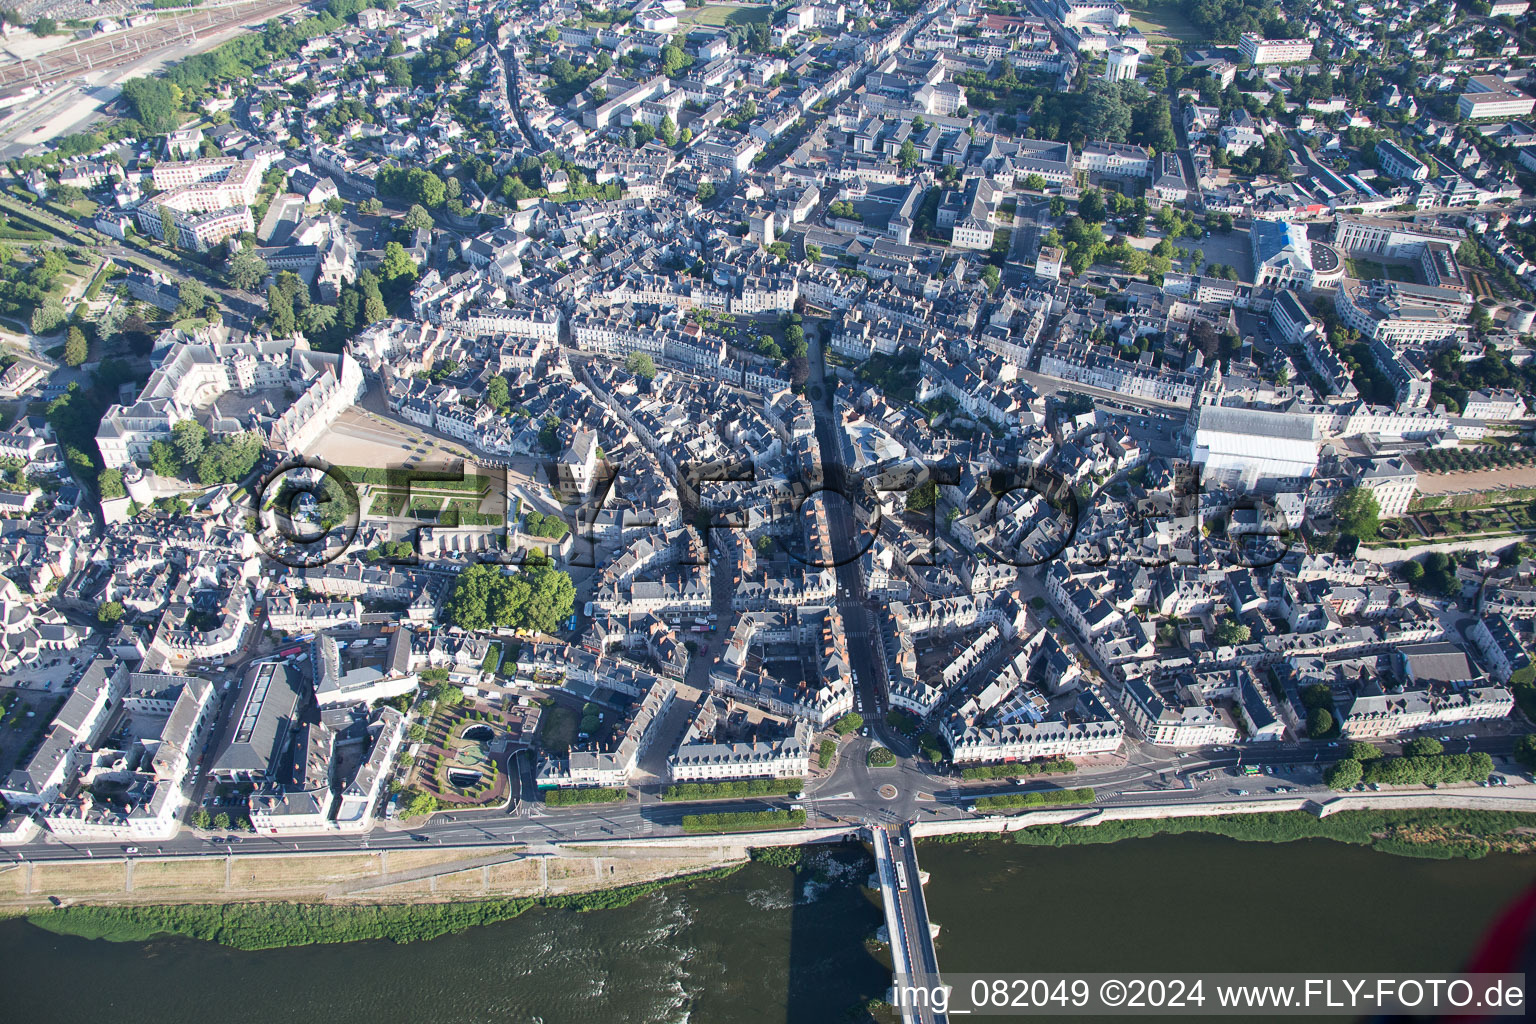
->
(7, 730, 1529, 862)
(0, 195, 265, 323)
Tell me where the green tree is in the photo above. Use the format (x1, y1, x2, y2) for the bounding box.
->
(805, 244, 821, 263)
(149, 439, 179, 478)
(1333, 486, 1380, 540)
(63, 325, 88, 367)
(1403, 736, 1444, 758)
(159, 206, 179, 249)
(1213, 618, 1250, 645)
(226, 250, 269, 291)
(1349, 742, 1383, 762)
(363, 288, 387, 325)
(443, 562, 575, 634)
(190, 808, 212, 829)
(1078, 189, 1107, 223)
(96, 600, 125, 625)
(402, 790, 440, 818)
(625, 352, 657, 379)
(1516, 734, 1536, 771)
(484, 375, 510, 411)
(659, 115, 677, 146)
(1308, 706, 1335, 739)
(98, 468, 125, 499)
(1324, 758, 1362, 789)
(379, 241, 418, 282)
(31, 299, 66, 335)
(120, 77, 182, 133)
(171, 420, 207, 469)
(697, 182, 716, 203)
(907, 479, 938, 511)
(1080, 79, 1131, 142)
(300, 303, 338, 335)
(898, 138, 919, 171)
(661, 43, 692, 77)
(402, 204, 435, 232)
(212, 811, 232, 830)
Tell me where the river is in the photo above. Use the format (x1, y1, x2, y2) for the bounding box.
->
(3, 836, 1531, 1024)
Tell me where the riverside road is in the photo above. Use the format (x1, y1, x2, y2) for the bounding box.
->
(9, 733, 1529, 863)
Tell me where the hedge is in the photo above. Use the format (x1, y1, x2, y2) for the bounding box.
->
(661, 778, 803, 801)
(336, 466, 490, 492)
(542, 787, 626, 806)
(974, 787, 1095, 811)
(960, 758, 1076, 780)
(681, 809, 806, 833)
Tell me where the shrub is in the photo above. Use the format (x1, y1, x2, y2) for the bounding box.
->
(749, 846, 804, 868)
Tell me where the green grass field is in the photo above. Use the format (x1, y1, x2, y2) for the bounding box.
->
(679, 2, 769, 28)
(1346, 258, 1417, 283)
(1125, 1, 1205, 45)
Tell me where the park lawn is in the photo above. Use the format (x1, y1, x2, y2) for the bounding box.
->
(1345, 258, 1416, 283)
(1124, 1, 1205, 45)
(680, 3, 769, 28)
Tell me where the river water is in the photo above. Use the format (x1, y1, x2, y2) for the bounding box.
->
(3, 836, 1531, 1024)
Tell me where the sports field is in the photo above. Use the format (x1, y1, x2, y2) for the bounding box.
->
(1125, 1, 1205, 46)
(678, 2, 770, 28)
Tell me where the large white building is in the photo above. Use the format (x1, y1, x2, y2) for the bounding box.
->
(1333, 215, 1464, 260)
(1077, 140, 1150, 178)
(138, 157, 267, 251)
(1459, 76, 1536, 120)
(95, 329, 365, 469)
(1355, 457, 1417, 519)
(1238, 33, 1314, 65)
(1122, 678, 1241, 746)
(1334, 280, 1470, 347)
(1190, 405, 1320, 488)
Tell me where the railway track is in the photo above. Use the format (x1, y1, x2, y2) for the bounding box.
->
(0, 1, 306, 91)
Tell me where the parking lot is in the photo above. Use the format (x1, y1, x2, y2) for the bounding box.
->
(0, 647, 95, 692)
(0, 687, 66, 780)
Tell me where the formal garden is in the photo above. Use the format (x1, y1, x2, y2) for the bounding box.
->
(408, 699, 516, 808)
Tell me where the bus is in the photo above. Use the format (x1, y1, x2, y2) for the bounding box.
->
(1241, 764, 1262, 776)
(279, 646, 303, 658)
(895, 859, 909, 893)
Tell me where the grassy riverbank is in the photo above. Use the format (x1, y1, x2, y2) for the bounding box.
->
(25, 864, 746, 951)
(923, 809, 1536, 860)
